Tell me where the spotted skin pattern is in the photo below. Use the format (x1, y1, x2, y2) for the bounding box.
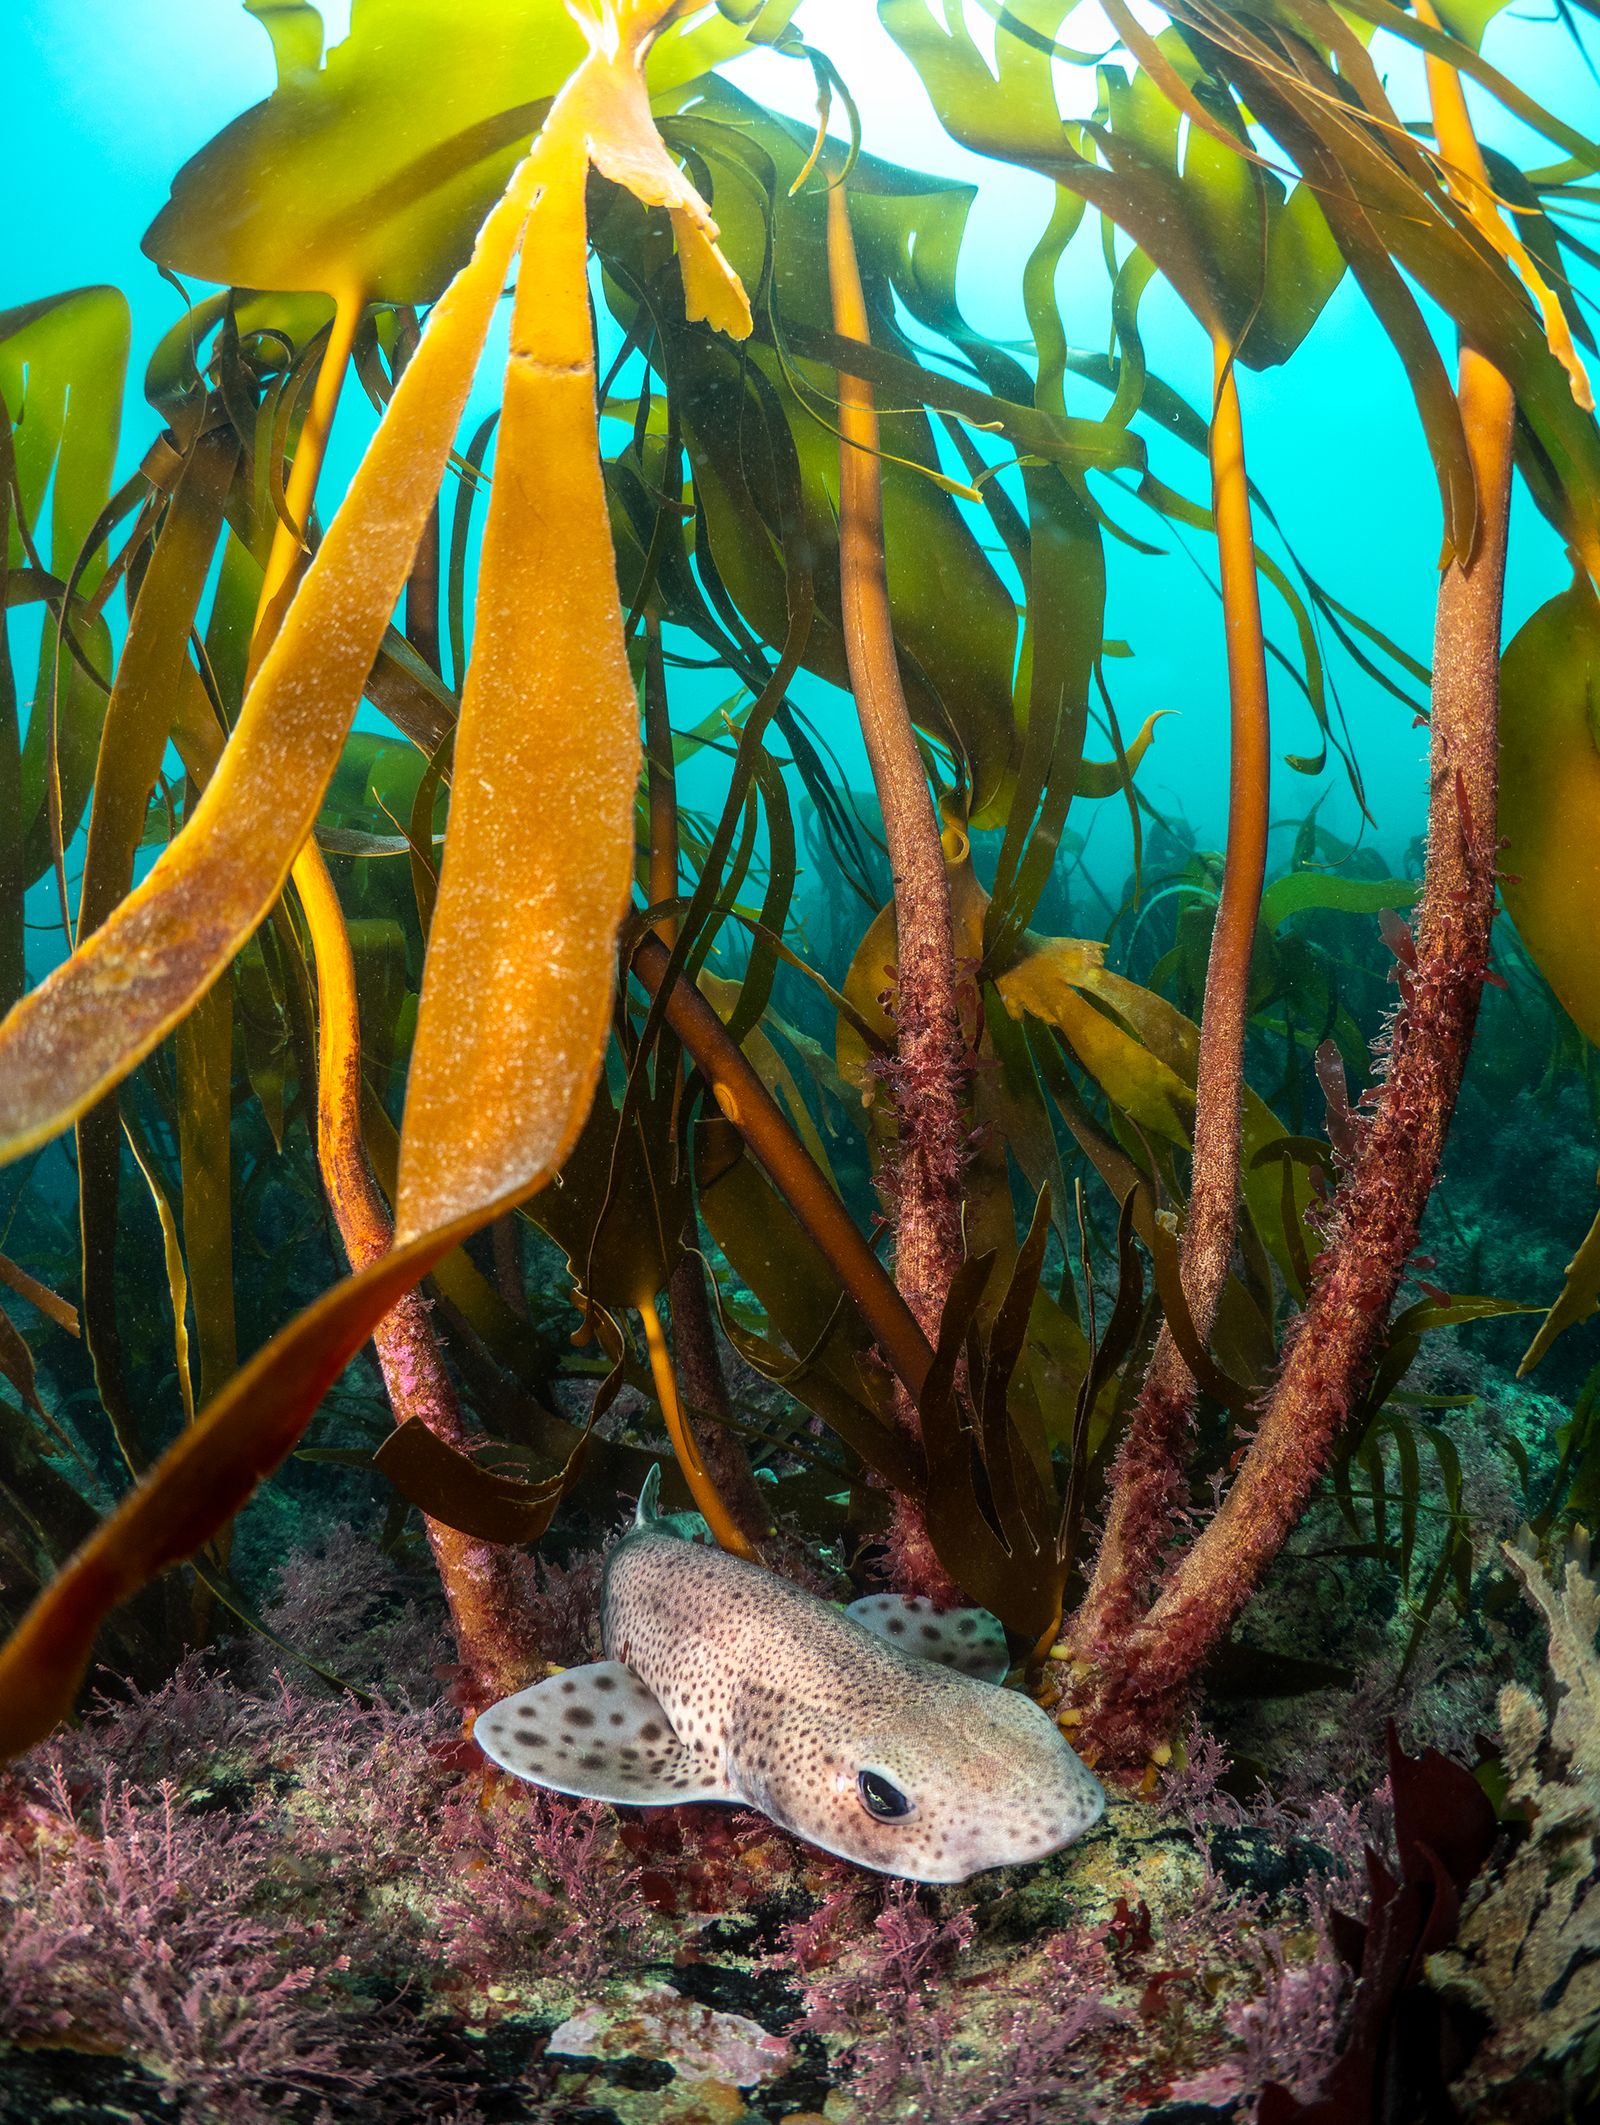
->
(474, 1658, 737, 1805)
(844, 1591, 1010, 1682)
(475, 1476, 1105, 1883)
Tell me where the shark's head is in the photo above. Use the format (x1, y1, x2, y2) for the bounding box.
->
(743, 1663, 1105, 1884)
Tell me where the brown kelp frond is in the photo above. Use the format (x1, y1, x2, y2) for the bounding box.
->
(0, 0, 757, 1756)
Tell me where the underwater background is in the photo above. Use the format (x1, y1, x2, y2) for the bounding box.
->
(8, 0, 1596, 864)
(3, 1, 1600, 2120)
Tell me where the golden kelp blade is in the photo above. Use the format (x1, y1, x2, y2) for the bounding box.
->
(396, 135, 637, 1234)
(565, 5, 751, 341)
(0, 156, 546, 1164)
(398, 3, 747, 1235)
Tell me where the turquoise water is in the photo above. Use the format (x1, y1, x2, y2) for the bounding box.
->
(8, 0, 1594, 895)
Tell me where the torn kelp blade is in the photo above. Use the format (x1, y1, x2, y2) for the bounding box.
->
(144, 0, 792, 305)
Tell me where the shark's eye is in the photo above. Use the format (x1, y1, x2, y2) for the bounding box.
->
(857, 1768, 913, 1821)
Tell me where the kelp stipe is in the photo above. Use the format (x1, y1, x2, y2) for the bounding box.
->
(1058, 11, 1528, 1758)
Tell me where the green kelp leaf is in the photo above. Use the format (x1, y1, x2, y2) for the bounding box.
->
(918, 1250, 1061, 1640)
(879, 2, 1344, 365)
(1430, 0, 1514, 47)
(1093, 24, 1346, 365)
(236, 939, 290, 1148)
(699, 975, 840, 1188)
(525, 1062, 689, 1315)
(1074, 711, 1165, 798)
(1017, 1282, 1118, 1455)
(1500, 582, 1600, 1048)
(1259, 872, 1421, 932)
(998, 942, 1317, 1289)
(1000, 944, 1194, 1143)
(1520, 1201, 1600, 1375)
(986, 461, 1103, 951)
(176, 975, 239, 1411)
(0, 289, 126, 588)
(599, 80, 1022, 814)
(1362, 1293, 1542, 1421)
(0, 288, 127, 885)
(1529, 1365, 1600, 1529)
(77, 427, 238, 942)
(146, 0, 797, 301)
(889, 0, 1600, 563)
(246, 0, 324, 86)
(346, 919, 410, 1080)
(1223, 1, 1600, 562)
(695, 1122, 917, 1495)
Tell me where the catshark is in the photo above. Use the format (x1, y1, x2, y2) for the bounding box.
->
(474, 1471, 1105, 1882)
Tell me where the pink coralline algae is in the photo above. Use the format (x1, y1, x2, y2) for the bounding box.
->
(0, 1656, 654, 2121)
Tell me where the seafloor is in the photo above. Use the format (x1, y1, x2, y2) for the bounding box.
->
(1, 1284, 1594, 2125)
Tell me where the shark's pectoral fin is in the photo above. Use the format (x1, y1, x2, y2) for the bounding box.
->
(847, 1593, 1011, 1683)
(475, 1661, 736, 1806)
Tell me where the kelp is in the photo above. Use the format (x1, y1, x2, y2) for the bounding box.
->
(0, 0, 1595, 1786)
(882, 0, 1600, 567)
(1072, 315, 1276, 1655)
(1499, 580, 1600, 1051)
(0, 0, 757, 1752)
(0, 287, 127, 946)
(823, 165, 967, 1604)
(144, 0, 794, 301)
(599, 84, 1021, 817)
(1061, 16, 1525, 1757)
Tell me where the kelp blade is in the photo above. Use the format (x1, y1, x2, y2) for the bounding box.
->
(0, 1222, 459, 1757)
(1499, 580, 1600, 1047)
(398, 8, 748, 1235)
(0, 149, 547, 1163)
(145, 0, 794, 302)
